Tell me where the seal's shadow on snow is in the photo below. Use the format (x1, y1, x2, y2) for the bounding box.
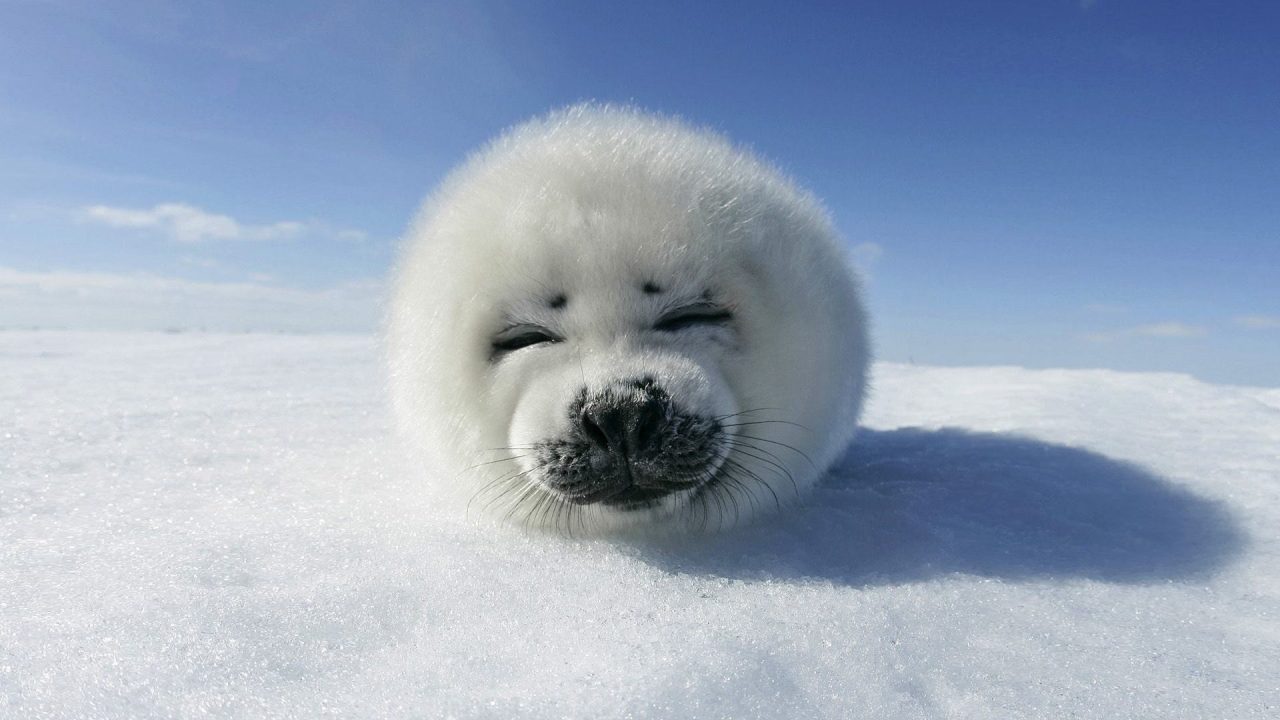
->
(638, 428, 1244, 585)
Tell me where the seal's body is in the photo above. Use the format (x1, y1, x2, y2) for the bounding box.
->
(389, 105, 868, 533)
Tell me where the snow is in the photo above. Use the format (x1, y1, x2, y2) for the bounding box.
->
(2, 332, 1277, 719)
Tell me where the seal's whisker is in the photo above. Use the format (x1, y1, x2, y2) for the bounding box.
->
(716, 468, 744, 525)
(728, 433, 817, 470)
(725, 442, 799, 501)
(513, 483, 551, 528)
(684, 464, 720, 533)
(725, 436, 793, 472)
(462, 455, 526, 472)
(722, 456, 780, 514)
(467, 465, 527, 513)
(478, 445, 540, 455)
(547, 493, 570, 535)
(711, 407, 782, 422)
(486, 466, 544, 517)
(720, 419, 813, 433)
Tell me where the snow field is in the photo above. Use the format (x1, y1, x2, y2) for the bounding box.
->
(1, 333, 1276, 718)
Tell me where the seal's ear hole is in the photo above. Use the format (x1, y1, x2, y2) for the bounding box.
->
(548, 294, 568, 309)
(642, 282, 663, 295)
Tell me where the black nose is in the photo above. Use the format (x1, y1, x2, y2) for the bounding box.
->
(579, 394, 665, 459)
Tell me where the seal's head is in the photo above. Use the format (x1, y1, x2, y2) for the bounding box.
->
(389, 104, 869, 533)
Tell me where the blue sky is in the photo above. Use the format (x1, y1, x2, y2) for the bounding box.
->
(1, 1, 1276, 385)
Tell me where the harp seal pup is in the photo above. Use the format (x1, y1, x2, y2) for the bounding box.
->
(388, 104, 869, 534)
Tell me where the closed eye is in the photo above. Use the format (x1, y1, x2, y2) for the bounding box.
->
(491, 324, 561, 357)
(653, 304, 733, 332)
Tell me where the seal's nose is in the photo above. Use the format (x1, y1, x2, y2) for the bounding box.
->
(579, 394, 665, 459)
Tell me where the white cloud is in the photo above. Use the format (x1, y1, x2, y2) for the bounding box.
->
(0, 266, 382, 332)
(80, 203, 365, 244)
(1083, 321, 1207, 343)
(1133, 322, 1207, 338)
(1234, 315, 1280, 330)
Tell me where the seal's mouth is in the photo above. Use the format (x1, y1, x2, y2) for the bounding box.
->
(597, 484, 678, 508)
(552, 457, 720, 509)
(581, 479, 706, 510)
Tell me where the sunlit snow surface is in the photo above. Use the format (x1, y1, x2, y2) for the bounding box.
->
(3, 332, 1277, 718)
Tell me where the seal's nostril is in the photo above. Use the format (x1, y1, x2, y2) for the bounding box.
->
(580, 409, 610, 451)
(631, 397, 664, 454)
(580, 406, 629, 455)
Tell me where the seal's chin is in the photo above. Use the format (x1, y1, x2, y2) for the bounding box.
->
(598, 484, 681, 509)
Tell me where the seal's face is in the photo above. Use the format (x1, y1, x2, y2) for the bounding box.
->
(495, 278, 741, 518)
(389, 105, 869, 534)
(479, 203, 771, 527)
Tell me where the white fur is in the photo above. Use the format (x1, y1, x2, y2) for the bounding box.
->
(388, 104, 869, 533)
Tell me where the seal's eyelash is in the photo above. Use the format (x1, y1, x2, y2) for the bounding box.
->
(491, 324, 562, 357)
(653, 303, 733, 332)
